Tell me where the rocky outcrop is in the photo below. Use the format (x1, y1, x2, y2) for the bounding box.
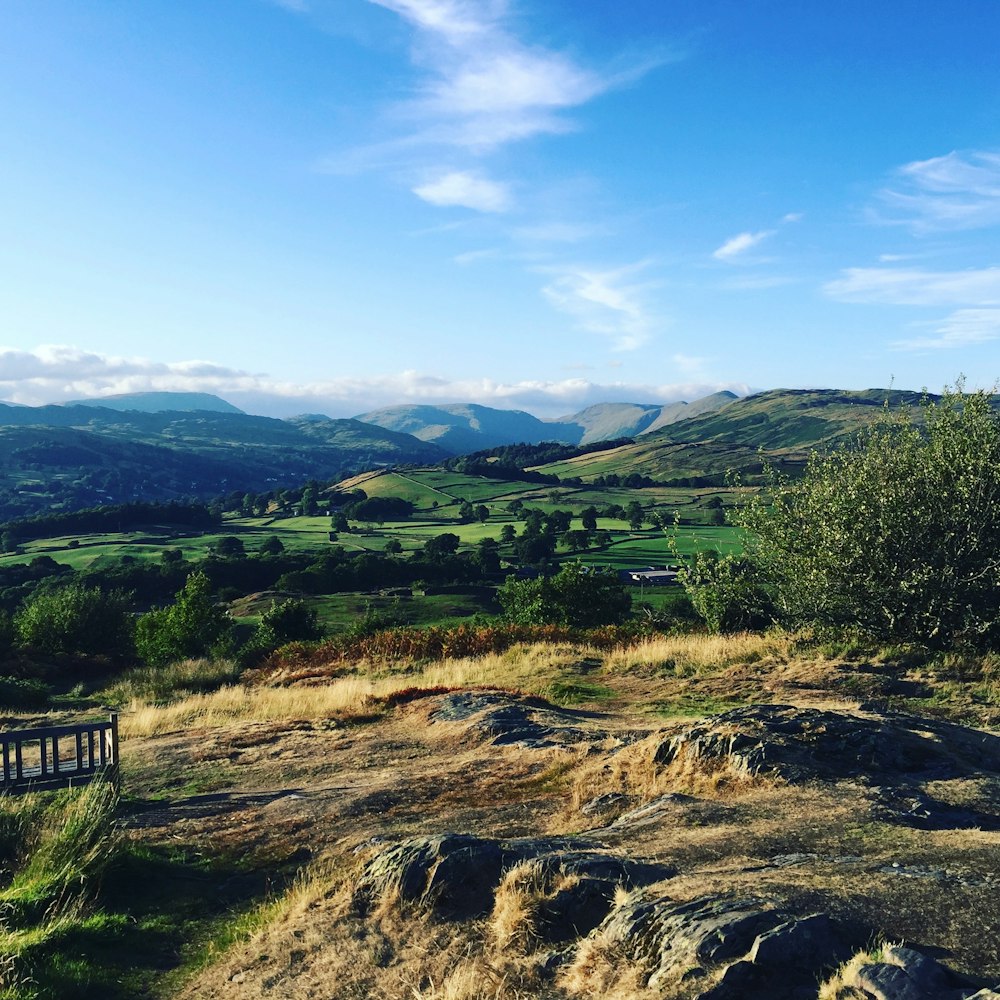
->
(429, 691, 608, 749)
(833, 944, 988, 1000)
(352, 832, 673, 923)
(651, 705, 1000, 785)
(594, 892, 852, 995)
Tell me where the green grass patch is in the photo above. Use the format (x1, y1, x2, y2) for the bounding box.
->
(544, 679, 616, 705)
(647, 693, 747, 718)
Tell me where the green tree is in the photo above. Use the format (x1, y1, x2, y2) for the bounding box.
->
(300, 484, 319, 516)
(14, 583, 134, 659)
(458, 500, 476, 523)
(135, 572, 234, 666)
(475, 504, 490, 524)
(677, 551, 773, 634)
(214, 535, 245, 558)
(499, 524, 517, 544)
(260, 535, 285, 556)
(581, 506, 599, 531)
(423, 532, 461, 558)
(384, 538, 403, 555)
(254, 598, 322, 647)
(625, 501, 645, 531)
(734, 385, 1000, 648)
(497, 563, 631, 627)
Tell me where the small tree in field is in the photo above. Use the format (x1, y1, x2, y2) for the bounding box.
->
(732, 384, 1000, 648)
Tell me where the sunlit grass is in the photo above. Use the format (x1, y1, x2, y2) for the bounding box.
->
(121, 642, 598, 737)
(604, 631, 790, 676)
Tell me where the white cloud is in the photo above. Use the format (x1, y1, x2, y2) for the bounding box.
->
(781, 212, 803, 224)
(876, 149, 1000, 231)
(0, 345, 747, 418)
(541, 262, 660, 350)
(412, 170, 512, 211)
(712, 229, 775, 261)
(824, 266, 1000, 306)
(367, 0, 620, 154)
(891, 309, 1000, 351)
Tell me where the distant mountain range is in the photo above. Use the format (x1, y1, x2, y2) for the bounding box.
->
(355, 391, 740, 452)
(0, 387, 946, 518)
(65, 391, 245, 414)
(535, 388, 933, 485)
(0, 397, 446, 519)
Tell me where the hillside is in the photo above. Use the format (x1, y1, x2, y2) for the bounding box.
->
(12, 634, 995, 999)
(64, 391, 245, 414)
(538, 388, 931, 484)
(562, 390, 739, 443)
(358, 392, 740, 452)
(0, 405, 446, 519)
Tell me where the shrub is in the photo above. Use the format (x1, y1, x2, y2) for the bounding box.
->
(135, 572, 234, 667)
(497, 563, 632, 628)
(732, 384, 1000, 649)
(13, 583, 134, 659)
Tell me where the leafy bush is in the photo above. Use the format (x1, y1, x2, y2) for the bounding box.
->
(497, 563, 632, 628)
(677, 551, 774, 634)
(0, 675, 50, 709)
(13, 583, 134, 659)
(734, 385, 1000, 648)
(134, 571, 234, 667)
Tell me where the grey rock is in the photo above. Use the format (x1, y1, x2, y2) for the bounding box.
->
(870, 786, 1000, 831)
(580, 791, 635, 816)
(609, 792, 698, 828)
(353, 833, 506, 916)
(851, 946, 969, 1000)
(597, 894, 791, 989)
(429, 691, 605, 749)
(650, 704, 1000, 789)
(592, 893, 859, 997)
(749, 912, 846, 968)
(354, 831, 673, 929)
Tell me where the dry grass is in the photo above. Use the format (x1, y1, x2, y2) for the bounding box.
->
(490, 860, 581, 954)
(559, 935, 647, 1000)
(817, 941, 896, 1000)
(604, 631, 791, 677)
(121, 643, 600, 737)
(566, 726, 779, 823)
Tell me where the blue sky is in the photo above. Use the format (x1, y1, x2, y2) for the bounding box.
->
(2, 0, 999, 416)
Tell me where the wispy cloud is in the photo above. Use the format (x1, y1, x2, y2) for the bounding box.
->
(0, 345, 746, 418)
(824, 266, 1000, 306)
(712, 229, 775, 261)
(412, 170, 511, 211)
(541, 262, 660, 350)
(891, 309, 1000, 351)
(876, 149, 1000, 231)
(359, 0, 633, 159)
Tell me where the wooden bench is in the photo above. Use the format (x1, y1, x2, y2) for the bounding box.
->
(0, 715, 119, 793)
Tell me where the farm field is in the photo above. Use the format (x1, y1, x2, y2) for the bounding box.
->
(2, 469, 745, 570)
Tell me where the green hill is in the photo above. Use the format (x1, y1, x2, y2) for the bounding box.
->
(538, 388, 931, 484)
(561, 391, 739, 444)
(64, 391, 245, 413)
(0, 405, 446, 520)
